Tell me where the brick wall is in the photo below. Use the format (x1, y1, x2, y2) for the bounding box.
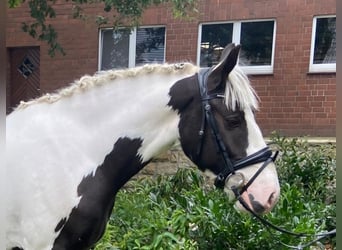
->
(6, 0, 336, 136)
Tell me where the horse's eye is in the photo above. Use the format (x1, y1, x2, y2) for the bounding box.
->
(224, 115, 242, 128)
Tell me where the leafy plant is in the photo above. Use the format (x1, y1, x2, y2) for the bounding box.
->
(270, 133, 336, 205)
(93, 136, 336, 249)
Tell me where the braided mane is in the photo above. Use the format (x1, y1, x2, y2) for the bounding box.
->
(16, 63, 198, 110)
(15, 62, 258, 112)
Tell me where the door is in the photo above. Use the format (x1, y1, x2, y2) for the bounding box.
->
(7, 47, 40, 114)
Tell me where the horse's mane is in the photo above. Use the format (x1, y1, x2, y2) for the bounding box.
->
(16, 63, 198, 110)
(15, 62, 258, 111)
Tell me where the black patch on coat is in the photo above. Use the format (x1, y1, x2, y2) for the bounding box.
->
(168, 52, 249, 176)
(54, 217, 67, 232)
(168, 74, 197, 113)
(52, 137, 149, 250)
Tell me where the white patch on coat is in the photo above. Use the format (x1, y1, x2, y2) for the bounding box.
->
(204, 66, 279, 212)
(224, 108, 280, 212)
(6, 64, 197, 249)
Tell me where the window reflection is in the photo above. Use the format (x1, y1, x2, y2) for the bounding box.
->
(313, 17, 336, 64)
(100, 27, 166, 70)
(240, 21, 274, 66)
(199, 20, 275, 70)
(135, 27, 165, 66)
(101, 29, 130, 70)
(200, 23, 233, 67)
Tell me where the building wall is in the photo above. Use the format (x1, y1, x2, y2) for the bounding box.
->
(6, 0, 336, 136)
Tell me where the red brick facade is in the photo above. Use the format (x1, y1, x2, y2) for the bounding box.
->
(6, 0, 336, 136)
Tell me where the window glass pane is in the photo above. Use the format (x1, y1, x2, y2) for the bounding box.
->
(200, 23, 233, 67)
(313, 17, 336, 64)
(240, 21, 274, 66)
(101, 29, 130, 70)
(135, 27, 165, 66)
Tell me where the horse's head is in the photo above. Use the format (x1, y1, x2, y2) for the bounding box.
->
(168, 43, 280, 214)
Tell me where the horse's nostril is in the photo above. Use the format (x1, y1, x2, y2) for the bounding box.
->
(268, 192, 276, 205)
(248, 194, 265, 214)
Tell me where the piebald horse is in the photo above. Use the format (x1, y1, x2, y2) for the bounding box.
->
(6, 44, 280, 250)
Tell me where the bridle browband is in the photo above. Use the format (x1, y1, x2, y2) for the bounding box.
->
(195, 67, 335, 248)
(196, 67, 278, 191)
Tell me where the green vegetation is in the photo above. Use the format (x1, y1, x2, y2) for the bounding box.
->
(94, 136, 336, 249)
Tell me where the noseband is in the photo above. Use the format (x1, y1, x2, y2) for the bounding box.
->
(196, 68, 278, 193)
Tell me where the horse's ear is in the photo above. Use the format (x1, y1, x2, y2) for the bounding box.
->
(207, 43, 241, 92)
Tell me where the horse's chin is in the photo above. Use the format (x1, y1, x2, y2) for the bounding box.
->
(223, 188, 246, 212)
(223, 187, 235, 201)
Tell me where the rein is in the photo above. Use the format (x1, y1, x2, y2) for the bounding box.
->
(235, 189, 336, 249)
(196, 67, 336, 249)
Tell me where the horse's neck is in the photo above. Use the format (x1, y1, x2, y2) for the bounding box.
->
(39, 73, 185, 164)
(7, 72, 191, 205)
(92, 73, 184, 162)
(7, 72, 195, 197)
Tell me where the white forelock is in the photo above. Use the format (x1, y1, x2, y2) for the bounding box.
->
(225, 66, 259, 111)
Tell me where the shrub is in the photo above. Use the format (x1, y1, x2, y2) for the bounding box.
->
(93, 136, 336, 250)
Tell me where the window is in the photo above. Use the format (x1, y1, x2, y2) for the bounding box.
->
(99, 26, 166, 70)
(309, 16, 336, 73)
(198, 20, 276, 74)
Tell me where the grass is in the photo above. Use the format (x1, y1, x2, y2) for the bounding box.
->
(93, 136, 336, 250)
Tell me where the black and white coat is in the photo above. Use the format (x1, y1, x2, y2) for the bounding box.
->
(6, 44, 279, 250)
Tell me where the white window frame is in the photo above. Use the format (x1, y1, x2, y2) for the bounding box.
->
(309, 15, 336, 73)
(98, 25, 166, 71)
(197, 19, 276, 75)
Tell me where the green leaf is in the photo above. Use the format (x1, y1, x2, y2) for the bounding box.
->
(8, 0, 23, 8)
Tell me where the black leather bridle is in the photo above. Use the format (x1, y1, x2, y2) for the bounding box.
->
(195, 67, 336, 248)
(196, 67, 278, 192)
